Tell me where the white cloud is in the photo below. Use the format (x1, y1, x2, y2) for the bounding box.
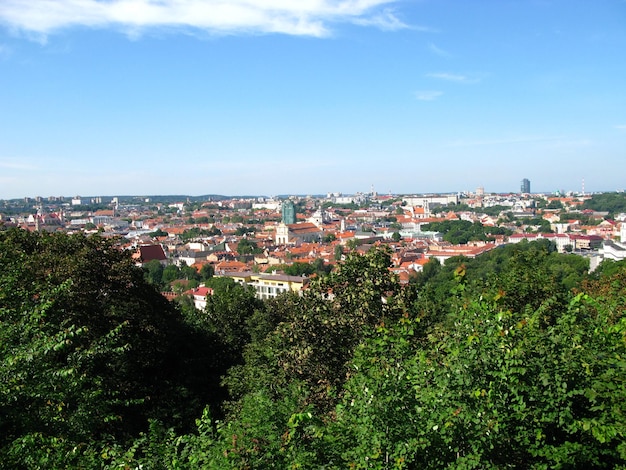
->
(427, 42, 449, 57)
(413, 90, 442, 101)
(427, 72, 479, 83)
(352, 8, 407, 31)
(614, 124, 626, 130)
(0, 0, 405, 38)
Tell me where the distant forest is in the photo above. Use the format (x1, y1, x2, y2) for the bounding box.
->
(1, 226, 626, 467)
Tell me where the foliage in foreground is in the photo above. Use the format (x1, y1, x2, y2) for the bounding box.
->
(1, 229, 625, 468)
(0, 229, 231, 466)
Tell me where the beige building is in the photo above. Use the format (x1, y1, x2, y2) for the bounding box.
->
(219, 271, 309, 300)
(275, 222, 323, 245)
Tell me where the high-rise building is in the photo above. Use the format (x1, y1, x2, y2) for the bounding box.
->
(521, 178, 531, 194)
(281, 200, 296, 225)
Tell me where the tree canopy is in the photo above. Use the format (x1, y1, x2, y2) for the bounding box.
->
(582, 192, 626, 215)
(1, 229, 625, 469)
(0, 229, 227, 466)
(422, 219, 512, 244)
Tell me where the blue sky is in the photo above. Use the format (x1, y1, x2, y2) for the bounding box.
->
(1, 0, 625, 199)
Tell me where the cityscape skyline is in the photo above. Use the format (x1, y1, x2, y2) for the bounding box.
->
(0, 179, 607, 203)
(1, 0, 625, 199)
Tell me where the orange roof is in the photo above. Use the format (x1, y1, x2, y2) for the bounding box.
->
(184, 286, 214, 297)
(94, 209, 114, 216)
(288, 222, 322, 234)
(337, 231, 356, 239)
(215, 260, 249, 272)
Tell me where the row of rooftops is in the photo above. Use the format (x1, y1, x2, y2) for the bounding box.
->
(6, 193, 626, 286)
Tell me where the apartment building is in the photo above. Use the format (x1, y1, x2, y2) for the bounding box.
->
(218, 271, 309, 300)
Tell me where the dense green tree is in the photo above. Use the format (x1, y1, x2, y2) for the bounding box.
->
(582, 192, 626, 215)
(179, 226, 221, 241)
(547, 199, 564, 209)
(587, 258, 626, 280)
(281, 261, 316, 276)
(0, 229, 174, 439)
(522, 216, 553, 233)
(143, 258, 164, 286)
(0, 229, 223, 465)
(326, 279, 626, 468)
(422, 220, 502, 244)
(235, 226, 255, 236)
(199, 263, 215, 280)
(4, 229, 624, 469)
(162, 263, 181, 284)
(346, 238, 360, 250)
(559, 212, 602, 226)
(225, 247, 406, 415)
(277, 259, 331, 277)
(180, 262, 201, 282)
(203, 278, 262, 344)
(201, 248, 620, 469)
(409, 257, 441, 288)
(334, 244, 343, 261)
(236, 238, 262, 255)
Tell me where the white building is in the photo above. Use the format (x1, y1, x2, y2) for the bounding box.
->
(219, 272, 309, 300)
(185, 285, 214, 310)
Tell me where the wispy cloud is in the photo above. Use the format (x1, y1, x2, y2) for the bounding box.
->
(427, 72, 480, 83)
(412, 25, 439, 33)
(413, 90, 443, 101)
(614, 124, 626, 130)
(427, 42, 450, 57)
(352, 8, 408, 31)
(0, 0, 405, 38)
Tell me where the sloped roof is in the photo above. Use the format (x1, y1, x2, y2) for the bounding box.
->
(185, 286, 214, 298)
(138, 244, 166, 262)
(287, 222, 322, 234)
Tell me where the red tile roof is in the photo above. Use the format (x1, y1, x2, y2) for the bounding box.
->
(184, 286, 214, 297)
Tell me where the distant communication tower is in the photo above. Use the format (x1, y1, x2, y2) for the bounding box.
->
(582, 178, 585, 196)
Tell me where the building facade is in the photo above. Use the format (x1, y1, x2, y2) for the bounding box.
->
(219, 272, 309, 300)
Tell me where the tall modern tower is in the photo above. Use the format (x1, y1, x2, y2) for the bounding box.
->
(281, 200, 296, 225)
(521, 178, 531, 194)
